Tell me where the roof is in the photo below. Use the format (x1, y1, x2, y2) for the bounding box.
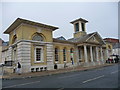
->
(70, 18, 88, 24)
(68, 32, 105, 44)
(68, 32, 95, 43)
(53, 38, 74, 44)
(2, 41, 9, 46)
(103, 38, 119, 43)
(56, 36, 66, 40)
(4, 18, 59, 34)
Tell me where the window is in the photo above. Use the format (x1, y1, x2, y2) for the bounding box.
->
(32, 34, 43, 41)
(55, 48, 59, 61)
(81, 23, 85, 31)
(63, 48, 66, 61)
(12, 35, 17, 44)
(78, 48, 81, 59)
(70, 48, 74, 61)
(35, 47, 43, 62)
(75, 23, 79, 32)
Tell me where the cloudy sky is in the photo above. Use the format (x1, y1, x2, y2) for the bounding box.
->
(0, 2, 118, 41)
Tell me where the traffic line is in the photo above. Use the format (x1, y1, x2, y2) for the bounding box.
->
(58, 73, 81, 79)
(3, 81, 41, 88)
(82, 75, 105, 84)
(111, 70, 119, 74)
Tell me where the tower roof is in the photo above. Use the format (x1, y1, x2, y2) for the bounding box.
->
(70, 18, 88, 24)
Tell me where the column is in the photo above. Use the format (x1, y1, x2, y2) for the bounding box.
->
(90, 46, 93, 62)
(84, 45, 88, 63)
(100, 47, 103, 61)
(96, 46, 99, 61)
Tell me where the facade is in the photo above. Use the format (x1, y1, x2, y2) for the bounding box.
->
(112, 42, 120, 55)
(2, 18, 107, 73)
(103, 38, 119, 58)
(0, 38, 3, 63)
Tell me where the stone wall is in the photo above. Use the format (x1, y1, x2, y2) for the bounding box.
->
(46, 43, 54, 70)
(17, 41, 31, 73)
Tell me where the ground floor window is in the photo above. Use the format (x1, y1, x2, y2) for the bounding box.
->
(78, 48, 81, 59)
(63, 48, 66, 61)
(35, 46, 43, 62)
(70, 48, 74, 61)
(55, 48, 59, 61)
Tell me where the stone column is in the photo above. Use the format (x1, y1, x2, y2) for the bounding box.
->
(84, 45, 88, 63)
(100, 47, 103, 61)
(46, 43, 54, 70)
(8, 46, 13, 61)
(90, 46, 93, 62)
(17, 41, 31, 73)
(76, 46, 79, 66)
(96, 46, 99, 61)
(106, 49, 109, 59)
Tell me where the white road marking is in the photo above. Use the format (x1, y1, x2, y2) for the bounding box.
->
(82, 75, 105, 84)
(59, 73, 81, 79)
(111, 70, 119, 74)
(3, 80, 41, 88)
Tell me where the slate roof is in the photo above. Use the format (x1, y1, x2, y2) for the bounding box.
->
(2, 41, 9, 46)
(53, 32, 105, 45)
(68, 32, 96, 43)
(4, 18, 59, 34)
(70, 18, 88, 24)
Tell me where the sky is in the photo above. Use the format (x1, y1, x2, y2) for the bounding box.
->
(0, 2, 118, 41)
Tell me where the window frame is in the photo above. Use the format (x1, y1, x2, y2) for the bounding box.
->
(55, 48, 59, 62)
(75, 23, 79, 32)
(34, 46, 44, 63)
(81, 22, 85, 31)
(63, 48, 67, 62)
(32, 34, 44, 41)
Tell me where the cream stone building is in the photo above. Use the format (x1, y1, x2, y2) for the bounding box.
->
(2, 18, 107, 73)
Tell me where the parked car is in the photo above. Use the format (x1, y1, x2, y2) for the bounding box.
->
(106, 55, 119, 63)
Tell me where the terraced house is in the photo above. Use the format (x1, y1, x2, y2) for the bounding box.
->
(2, 18, 108, 73)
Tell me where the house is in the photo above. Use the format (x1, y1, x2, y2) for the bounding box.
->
(2, 18, 107, 73)
(103, 38, 119, 58)
(112, 42, 120, 55)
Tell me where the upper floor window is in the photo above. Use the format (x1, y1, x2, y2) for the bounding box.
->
(75, 23, 79, 32)
(81, 23, 85, 31)
(32, 34, 44, 41)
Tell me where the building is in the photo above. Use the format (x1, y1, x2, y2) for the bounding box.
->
(103, 38, 119, 58)
(112, 42, 120, 55)
(0, 38, 9, 64)
(2, 18, 107, 73)
(0, 38, 3, 63)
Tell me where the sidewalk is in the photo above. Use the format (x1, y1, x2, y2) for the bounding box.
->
(2, 63, 114, 80)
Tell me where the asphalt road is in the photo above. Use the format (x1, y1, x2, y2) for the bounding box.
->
(2, 64, 119, 88)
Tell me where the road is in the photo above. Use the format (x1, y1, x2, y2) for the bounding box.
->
(2, 64, 119, 88)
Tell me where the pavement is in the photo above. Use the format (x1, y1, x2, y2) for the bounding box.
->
(2, 63, 119, 88)
(1, 63, 115, 80)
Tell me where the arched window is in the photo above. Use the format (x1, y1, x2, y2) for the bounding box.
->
(55, 48, 59, 61)
(32, 34, 44, 41)
(63, 48, 66, 61)
(12, 35, 17, 44)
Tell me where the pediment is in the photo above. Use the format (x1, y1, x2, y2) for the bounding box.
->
(86, 32, 105, 44)
(87, 36, 99, 43)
